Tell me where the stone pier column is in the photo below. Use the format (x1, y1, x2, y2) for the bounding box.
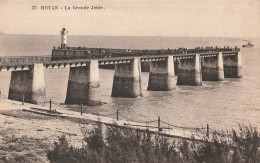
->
(65, 60, 101, 106)
(223, 52, 242, 78)
(147, 56, 176, 91)
(141, 62, 151, 72)
(174, 60, 179, 76)
(8, 63, 46, 104)
(177, 54, 202, 86)
(201, 53, 224, 81)
(111, 58, 142, 98)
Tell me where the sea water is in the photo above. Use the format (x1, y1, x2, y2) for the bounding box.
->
(0, 34, 259, 130)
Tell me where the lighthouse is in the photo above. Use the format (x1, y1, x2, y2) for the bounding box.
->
(60, 27, 68, 49)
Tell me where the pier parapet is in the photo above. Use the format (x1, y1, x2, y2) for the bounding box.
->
(147, 56, 176, 91)
(201, 52, 224, 81)
(177, 54, 202, 86)
(65, 60, 101, 105)
(223, 52, 242, 78)
(8, 63, 46, 104)
(111, 58, 143, 98)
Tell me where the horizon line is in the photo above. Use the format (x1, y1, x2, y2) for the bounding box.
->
(1, 33, 259, 38)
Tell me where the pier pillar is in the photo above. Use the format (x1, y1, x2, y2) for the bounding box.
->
(174, 60, 179, 76)
(8, 63, 46, 104)
(147, 56, 176, 91)
(141, 62, 151, 72)
(177, 54, 202, 86)
(65, 60, 101, 106)
(223, 52, 242, 78)
(201, 53, 224, 81)
(111, 58, 142, 98)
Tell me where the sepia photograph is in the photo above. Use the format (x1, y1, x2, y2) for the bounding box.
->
(0, 0, 259, 162)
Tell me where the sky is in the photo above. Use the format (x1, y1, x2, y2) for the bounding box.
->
(0, 0, 259, 37)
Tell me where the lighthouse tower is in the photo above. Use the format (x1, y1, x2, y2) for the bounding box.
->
(60, 27, 68, 49)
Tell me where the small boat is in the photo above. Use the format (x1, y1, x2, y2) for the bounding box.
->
(242, 40, 254, 48)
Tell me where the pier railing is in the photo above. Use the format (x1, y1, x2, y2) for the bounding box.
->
(0, 51, 239, 67)
(0, 55, 52, 66)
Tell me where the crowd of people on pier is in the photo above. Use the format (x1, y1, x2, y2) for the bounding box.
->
(50, 45, 240, 61)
